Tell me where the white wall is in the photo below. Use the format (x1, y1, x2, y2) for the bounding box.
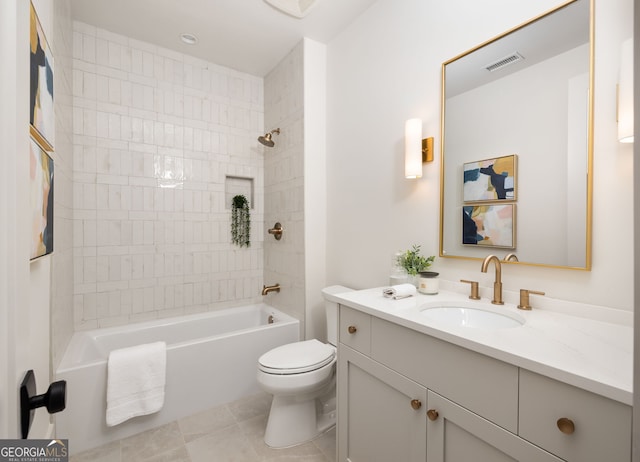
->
(0, 0, 72, 438)
(631, 2, 639, 458)
(303, 38, 328, 341)
(71, 23, 265, 329)
(327, 0, 634, 311)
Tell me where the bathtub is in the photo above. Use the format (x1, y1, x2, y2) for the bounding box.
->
(55, 304, 299, 455)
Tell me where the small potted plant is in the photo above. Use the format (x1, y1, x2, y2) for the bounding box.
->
(231, 194, 251, 248)
(398, 245, 435, 287)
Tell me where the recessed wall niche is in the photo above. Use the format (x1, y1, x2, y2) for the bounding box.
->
(225, 176, 254, 209)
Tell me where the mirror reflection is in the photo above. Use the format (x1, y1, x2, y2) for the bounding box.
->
(440, 0, 592, 269)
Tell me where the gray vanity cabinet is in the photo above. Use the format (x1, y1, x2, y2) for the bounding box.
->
(336, 304, 632, 462)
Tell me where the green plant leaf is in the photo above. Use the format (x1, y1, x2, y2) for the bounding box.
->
(231, 195, 251, 247)
(397, 244, 435, 276)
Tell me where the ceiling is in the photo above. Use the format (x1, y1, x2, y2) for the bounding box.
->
(70, 0, 378, 76)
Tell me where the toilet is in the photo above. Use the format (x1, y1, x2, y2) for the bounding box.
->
(257, 285, 352, 448)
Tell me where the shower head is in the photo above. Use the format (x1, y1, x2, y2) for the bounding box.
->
(258, 128, 280, 147)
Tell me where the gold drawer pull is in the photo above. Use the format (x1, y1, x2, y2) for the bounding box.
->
(427, 409, 439, 421)
(348, 325, 357, 334)
(410, 399, 422, 410)
(557, 417, 575, 434)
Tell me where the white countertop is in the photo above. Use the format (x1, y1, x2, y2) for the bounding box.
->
(329, 287, 633, 405)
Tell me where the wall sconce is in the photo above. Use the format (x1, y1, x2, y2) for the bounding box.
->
(617, 38, 634, 143)
(405, 118, 434, 179)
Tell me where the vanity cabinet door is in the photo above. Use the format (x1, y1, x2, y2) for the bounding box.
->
(426, 391, 562, 462)
(337, 344, 427, 462)
(519, 369, 632, 462)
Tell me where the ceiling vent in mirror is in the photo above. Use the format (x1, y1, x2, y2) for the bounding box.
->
(485, 52, 525, 72)
(264, 0, 320, 18)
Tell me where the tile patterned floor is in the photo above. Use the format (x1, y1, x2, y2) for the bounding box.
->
(70, 393, 336, 462)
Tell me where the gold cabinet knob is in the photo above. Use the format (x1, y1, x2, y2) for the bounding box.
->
(427, 409, 439, 421)
(410, 399, 422, 410)
(347, 325, 357, 334)
(557, 417, 575, 434)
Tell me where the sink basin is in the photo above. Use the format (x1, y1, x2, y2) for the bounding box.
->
(420, 305, 525, 329)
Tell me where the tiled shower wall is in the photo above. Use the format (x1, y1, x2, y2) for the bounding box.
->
(71, 22, 265, 330)
(263, 42, 306, 336)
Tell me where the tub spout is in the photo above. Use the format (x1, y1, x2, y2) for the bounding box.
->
(262, 284, 280, 296)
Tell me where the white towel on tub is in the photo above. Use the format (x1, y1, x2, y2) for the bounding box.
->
(106, 341, 167, 427)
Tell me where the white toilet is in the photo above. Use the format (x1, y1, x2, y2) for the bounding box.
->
(257, 285, 352, 448)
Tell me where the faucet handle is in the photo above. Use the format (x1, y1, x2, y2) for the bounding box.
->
(518, 289, 545, 310)
(460, 280, 480, 300)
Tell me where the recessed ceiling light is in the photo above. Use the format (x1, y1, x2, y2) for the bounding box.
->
(180, 33, 198, 45)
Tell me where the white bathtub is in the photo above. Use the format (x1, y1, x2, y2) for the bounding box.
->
(55, 304, 299, 455)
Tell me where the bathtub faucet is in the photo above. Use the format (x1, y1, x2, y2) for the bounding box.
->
(262, 284, 281, 296)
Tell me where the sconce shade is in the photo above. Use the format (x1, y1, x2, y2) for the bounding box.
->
(405, 118, 423, 178)
(618, 38, 634, 143)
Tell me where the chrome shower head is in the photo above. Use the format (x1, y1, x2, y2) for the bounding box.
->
(258, 128, 280, 147)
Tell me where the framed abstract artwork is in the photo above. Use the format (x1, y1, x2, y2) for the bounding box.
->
(462, 204, 515, 249)
(30, 138, 54, 260)
(30, 2, 54, 152)
(463, 154, 516, 202)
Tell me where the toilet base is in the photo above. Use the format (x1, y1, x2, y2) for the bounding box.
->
(264, 391, 336, 448)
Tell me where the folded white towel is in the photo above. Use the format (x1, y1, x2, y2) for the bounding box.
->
(106, 341, 167, 427)
(382, 283, 417, 299)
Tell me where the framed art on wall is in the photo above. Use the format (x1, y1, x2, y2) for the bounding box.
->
(30, 2, 55, 151)
(463, 154, 516, 202)
(30, 137, 54, 260)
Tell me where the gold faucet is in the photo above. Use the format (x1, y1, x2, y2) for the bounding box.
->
(481, 255, 504, 305)
(261, 284, 280, 296)
(504, 253, 519, 262)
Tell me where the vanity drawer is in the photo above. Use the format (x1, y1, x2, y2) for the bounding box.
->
(339, 306, 371, 355)
(370, 317, 518, 432)
(519, 369, 631, 462)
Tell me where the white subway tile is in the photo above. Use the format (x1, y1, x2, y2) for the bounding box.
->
(96, 74, 109, 102)
(96, 38, 109, 66)
(82, 34, 96, 63)
(108, 42, 122, 69)
(83, 109, 97, 136)
(96, 255, 109, 282)
(96, 111, 109, 138)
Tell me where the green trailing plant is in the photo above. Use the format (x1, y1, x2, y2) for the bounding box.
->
(231, 194, 251, 247)
(398, 244, 435, 276)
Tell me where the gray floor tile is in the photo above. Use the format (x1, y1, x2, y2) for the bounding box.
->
(178, 404, 236, 443)
(121, 422, 185, 462)
(186, 425, 261, 462)
(69, 395, 336, 462)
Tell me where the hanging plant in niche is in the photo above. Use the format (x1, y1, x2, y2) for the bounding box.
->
(231, 194, 251, 247)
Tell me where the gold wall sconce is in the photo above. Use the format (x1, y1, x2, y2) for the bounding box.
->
(405, 118, 434, 179)
(617, 38, 634, 144)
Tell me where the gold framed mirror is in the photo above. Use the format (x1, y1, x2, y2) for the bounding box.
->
(439, 0, 593, 270)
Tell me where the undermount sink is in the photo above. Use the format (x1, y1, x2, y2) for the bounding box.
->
(419, 304, 525, 329)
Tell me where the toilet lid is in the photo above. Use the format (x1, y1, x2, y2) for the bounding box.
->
(258, 339, 336, 374)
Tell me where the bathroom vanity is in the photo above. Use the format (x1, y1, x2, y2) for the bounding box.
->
(331, 288, 632, 462)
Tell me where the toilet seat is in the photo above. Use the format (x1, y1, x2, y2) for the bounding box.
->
(258, 339, 336, 375)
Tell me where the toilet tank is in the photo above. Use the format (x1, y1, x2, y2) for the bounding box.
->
(322, 285, 353, 346)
